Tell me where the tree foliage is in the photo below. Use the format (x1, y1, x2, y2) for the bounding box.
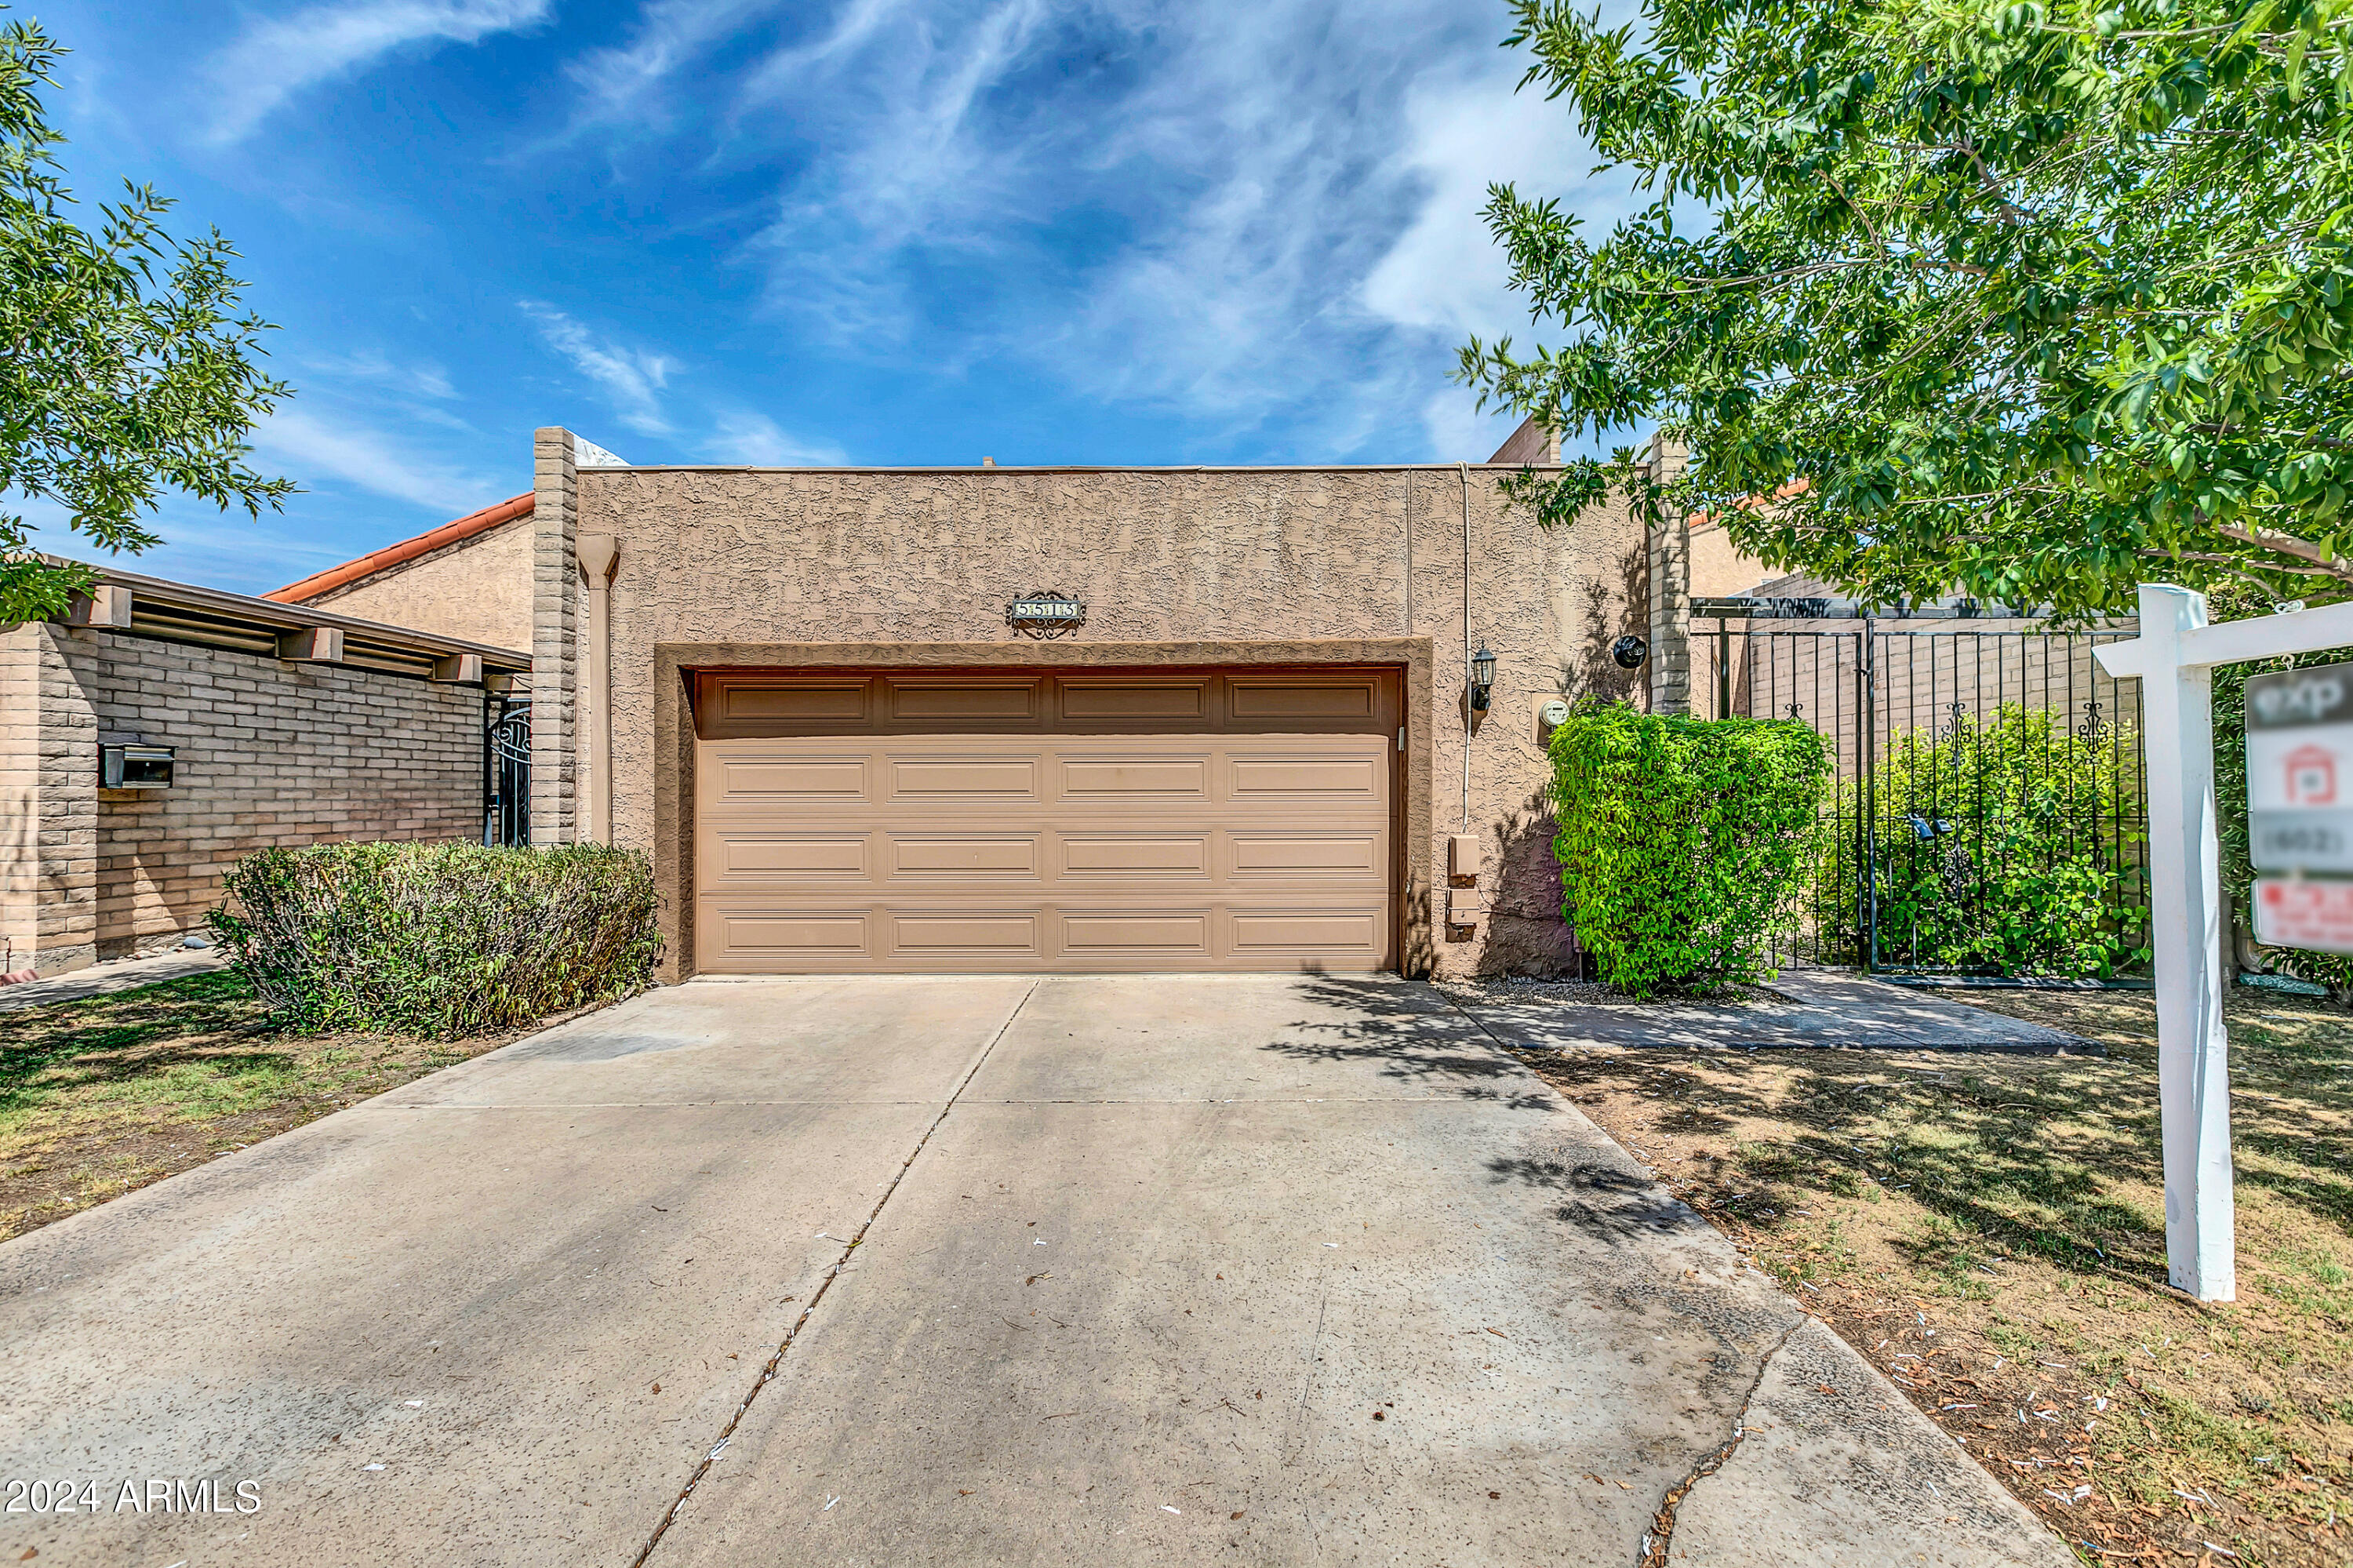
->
(1460, 0, 2353, 617)
(0, 13, 290, 622)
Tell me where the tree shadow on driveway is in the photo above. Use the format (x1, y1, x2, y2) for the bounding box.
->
(1253, 972, 1716, 1246)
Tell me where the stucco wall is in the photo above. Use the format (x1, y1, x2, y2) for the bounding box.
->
(559, 457, 1653, 980)
(1689, 518, 1769, 598)
(308, 518, 535, 652)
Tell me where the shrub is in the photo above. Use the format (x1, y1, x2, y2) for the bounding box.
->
(1550, 704, 1827, 995)
(1812, 704, 2148, 979)
(209, 842, 661, 1037)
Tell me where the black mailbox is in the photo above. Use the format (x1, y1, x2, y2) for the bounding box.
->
(100, 744, 174, 789)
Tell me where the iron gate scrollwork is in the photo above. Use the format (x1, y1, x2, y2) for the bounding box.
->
(1691, 602, 2151, 979)
(484, 696, 530, 847)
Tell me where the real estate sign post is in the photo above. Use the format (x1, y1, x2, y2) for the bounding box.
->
(2099, 590, 2353, 1301)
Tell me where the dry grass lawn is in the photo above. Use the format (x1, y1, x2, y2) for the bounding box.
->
(1515, 983, 2353, 1567)
(0, 970, 522, 1242)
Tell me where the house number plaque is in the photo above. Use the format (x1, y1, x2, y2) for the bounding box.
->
(1007, 591, 1086, 639)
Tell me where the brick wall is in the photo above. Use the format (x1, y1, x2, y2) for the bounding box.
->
(0, 624, 98, 973)
(2, 627, 486, 970)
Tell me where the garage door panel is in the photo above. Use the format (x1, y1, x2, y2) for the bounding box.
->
(1057, 680, 1210, 722)
(715, 681, 871, 727)
(1059, 755, 1213, 800)
(1060, 834, 1211, 877)
(888, 758, 1040, 799)
(888, 681, 1041, 722)
(710, 757, 871, 803)
(889, 912, 1042, 958)
(711, 913, 875, 959)
(1226, 676, 1379, 722)
(887, 835, 1041, 877)
(1057, 911, 1212, 955)
(1227, 909, 1386, 955)
(708, 833, 871, 880)
(1228, 756, 1382, 799)
(1228, 832, 1382, 879)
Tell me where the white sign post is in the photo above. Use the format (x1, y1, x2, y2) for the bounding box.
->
(2097, 584, 2353, 1301)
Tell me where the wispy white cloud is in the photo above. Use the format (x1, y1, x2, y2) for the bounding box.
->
(188, 0, 1641, 472)
(304, 348, 460, 401)
(639, 0, 1617, 456)
(201, 0, 552, 144)
(702, 411, 847, 467)
(565, 0, 783, 130)
(1360, 70, 1597, 340)
(734, 0, 1056, 342)
(252, 407, 502, 515)
(521, 304, 679, 436)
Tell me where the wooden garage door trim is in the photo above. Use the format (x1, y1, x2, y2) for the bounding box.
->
(689, 665, 1404, 974)
(692, 667, 1401, 739)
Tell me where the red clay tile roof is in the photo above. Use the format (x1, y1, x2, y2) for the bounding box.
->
(264, 492, 533, 604)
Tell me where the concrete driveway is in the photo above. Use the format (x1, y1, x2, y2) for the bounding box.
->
(1, 976, 2067, 1567)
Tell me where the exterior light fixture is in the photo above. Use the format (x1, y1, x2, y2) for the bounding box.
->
(1613, 635, 1649, 670)
(1469, 645, 1497, 711)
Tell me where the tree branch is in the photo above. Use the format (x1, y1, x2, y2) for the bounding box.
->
(2206, 521, 2353, 584)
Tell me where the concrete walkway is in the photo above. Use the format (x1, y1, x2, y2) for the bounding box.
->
(0, 947, 229, 1012)
(1453, 967, 2095, 1054)
(0, 975, 2068, 1567)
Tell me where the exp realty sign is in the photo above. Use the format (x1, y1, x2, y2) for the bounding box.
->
(2247, 659, 2353, 952)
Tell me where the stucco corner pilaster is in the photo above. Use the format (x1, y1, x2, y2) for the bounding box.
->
(1642, 434, 1694, 717)
(530, 427, 580, 845)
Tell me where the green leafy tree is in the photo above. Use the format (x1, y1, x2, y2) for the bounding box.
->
(1460, 0, 2353, 618)
(0, 13, 291, 622)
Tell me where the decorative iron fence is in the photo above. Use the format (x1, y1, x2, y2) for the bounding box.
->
(1689, 601, 2151, 978)
(485, 696, 530, 848)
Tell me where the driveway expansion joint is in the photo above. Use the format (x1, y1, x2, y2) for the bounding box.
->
(626, 980, 1039, 1568)
(1637, 1313, 1806, 1568)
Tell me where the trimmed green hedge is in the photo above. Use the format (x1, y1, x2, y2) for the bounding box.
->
(1550, 704, 1828, 995)
(209, 842, 661, 1037)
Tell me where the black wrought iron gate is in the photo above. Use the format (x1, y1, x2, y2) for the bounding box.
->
(484, 695, 531, 847)
(1691, 600, 2151, 978)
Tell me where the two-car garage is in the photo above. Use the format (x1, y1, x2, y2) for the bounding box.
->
(690, 667, 1403, 973)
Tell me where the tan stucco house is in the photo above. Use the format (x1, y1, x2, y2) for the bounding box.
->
(269, 419, 1723, 984)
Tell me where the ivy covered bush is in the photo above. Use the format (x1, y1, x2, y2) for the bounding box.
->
(209, 842, 661, 1037)
(1813, 704, 2148, 979)
(1550, 704, 1827, 995)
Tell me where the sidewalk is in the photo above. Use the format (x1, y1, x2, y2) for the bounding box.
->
(1444, 966, 2095, 1054)
(0, 949, 231, 1014)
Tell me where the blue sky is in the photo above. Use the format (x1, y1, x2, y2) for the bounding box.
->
(21, 0, 1638, 595)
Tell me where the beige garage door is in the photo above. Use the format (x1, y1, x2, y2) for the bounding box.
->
(692, 668, 1400, 973)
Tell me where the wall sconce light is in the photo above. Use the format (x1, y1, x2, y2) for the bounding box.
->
(1613, 635, 1649, 670)
(1469, 645, 1497, 711)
